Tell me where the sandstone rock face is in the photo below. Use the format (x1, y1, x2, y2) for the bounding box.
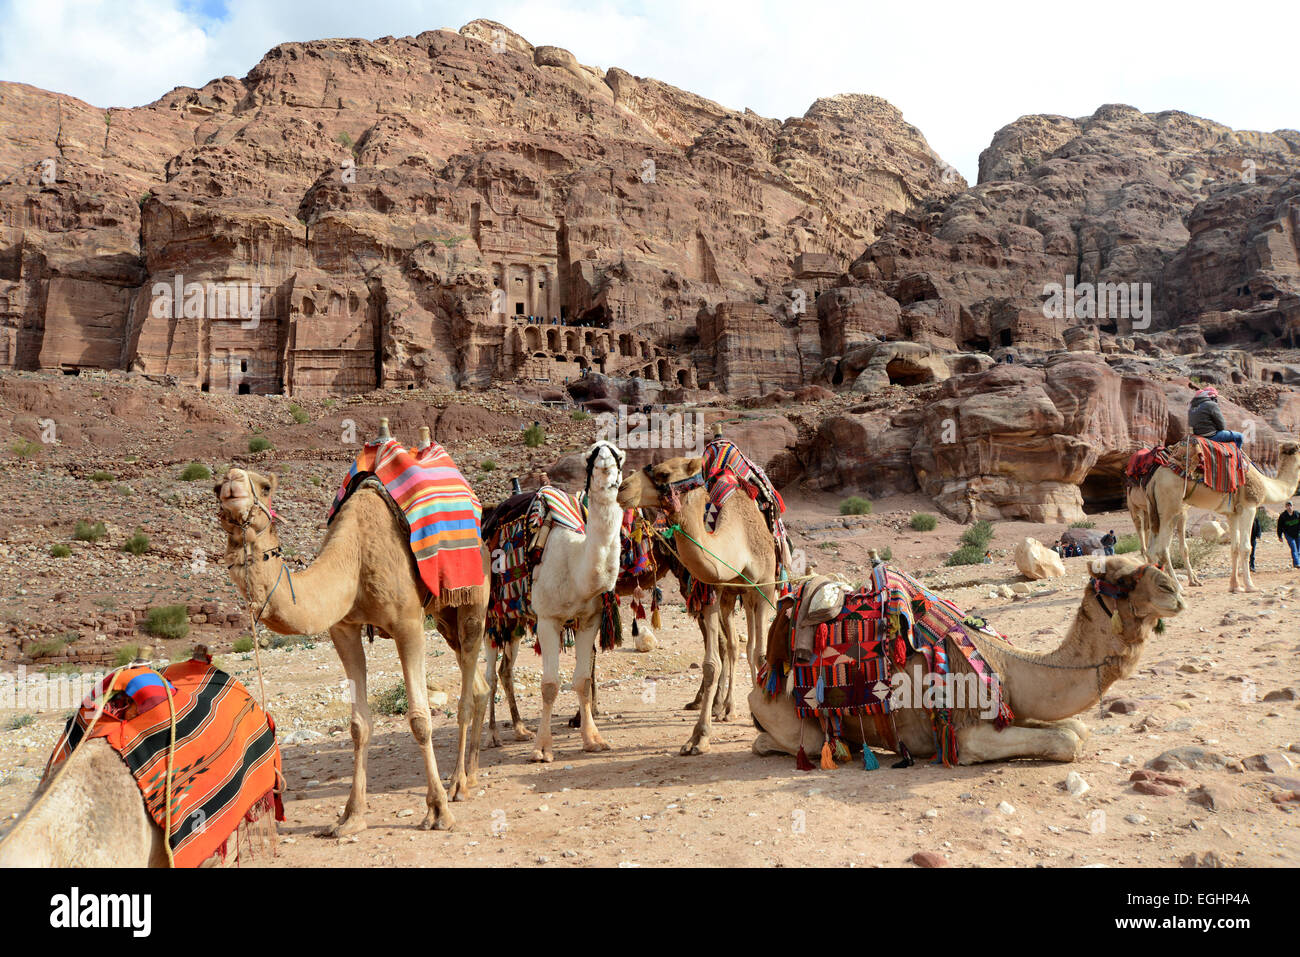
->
(0, 21, 961, 396)
(1015, 537, 1066, 580)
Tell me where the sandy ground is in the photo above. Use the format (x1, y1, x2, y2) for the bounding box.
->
(0, 375, 1297, 867)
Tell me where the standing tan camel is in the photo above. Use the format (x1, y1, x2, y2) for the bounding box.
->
(1144, 441, 1300, 592)
(618, 457, 780, 756)
(215, 465, 490, 835)
(750, 555, 1186, 763)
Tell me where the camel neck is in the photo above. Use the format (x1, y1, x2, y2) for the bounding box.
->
(225, 520, 358, 635)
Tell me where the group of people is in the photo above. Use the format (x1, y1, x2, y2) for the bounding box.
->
(1050, 538, 1091, 558)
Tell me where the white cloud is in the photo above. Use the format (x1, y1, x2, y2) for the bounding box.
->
(1, 0, 1295, 182)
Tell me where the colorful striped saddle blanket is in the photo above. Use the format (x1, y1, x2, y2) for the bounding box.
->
(700, 439, 794, 598)
(44, 657, 283, 867)
(760, 564, 1013, 768)
(328, 438, 484, 603)
(1125, 437, 1249, 494)
(484, 486, 619, 650)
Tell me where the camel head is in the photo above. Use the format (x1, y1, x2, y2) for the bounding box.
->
(583, 440, 626, 497)
(214, 468, 278, 544)
(617, 456, 704, 511)
(1087, 554, 1185, 639)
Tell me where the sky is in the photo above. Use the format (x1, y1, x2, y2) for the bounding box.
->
(1, 0, 1296, 182)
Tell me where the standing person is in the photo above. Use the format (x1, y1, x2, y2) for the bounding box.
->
(1278, 502, 1300, 568)
(1187, 386, 1243, 447)
(1101, 529, 1117, 556)
(1250, 508, 1264, 572)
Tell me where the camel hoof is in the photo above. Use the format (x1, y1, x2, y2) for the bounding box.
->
(529, 749, 554, 763)
(683, 699, 702, 711)
(484, 737, 502, 750)
(582, 737, 612, 753)
(512, 725, 534, 741)
(679, 738, 710, 757)
(320, 816, 367, 839)
(419, 810, 454, 831)
(448, 778, 469, 802)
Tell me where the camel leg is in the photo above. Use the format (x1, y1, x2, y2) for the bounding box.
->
(956, 722, 1084, 763)
(484, 639, 503, 749)
(573, 618, 610, 752)
(446, 605, 489, 799)
(681, 597, 721, 756)
(1231, 510, 1256, 592)
(683, 610, 708, 711)
(530, 619, 561, 763)
(1176, 510, 1202, 586)
(500, 635, 532, 740)
(323, 622, 371, 838)
(393, 621, 454, 830)
(714, 596, 739, 722)
(742, 587, 772, 688)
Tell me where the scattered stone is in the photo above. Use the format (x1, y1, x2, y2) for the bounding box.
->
(997, 801, 1015, 815)
(1107, 698, 1140, 714)
(1130, 769, 1190, 787)
(1263, 687, 1299, 702)
(1146, 747, 1226, 772)
(1132, 780, 1176, 797)
(911, 851, 948, 868)
(1065, 772, 1090, 797)
(1124, 813, 1148, 825)
(1241, 752, 1295, 773)
(1188, 786, 1225, 812)
(1180, 851, 1224, 868)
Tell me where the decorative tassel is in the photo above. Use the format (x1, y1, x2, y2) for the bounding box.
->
(1154, 617, 1165, 634)
(892, 741, 914, 769)
(833, 738, 851, 764)
(862, 746, 880, 770)
(652, 608, 662, 630)
(795, 746, 814, 771)
(815, 673, 826, 704)
(1110, 610, 1124, 635)
(632, 619, 640, 637)
(820, 740, 836, 770)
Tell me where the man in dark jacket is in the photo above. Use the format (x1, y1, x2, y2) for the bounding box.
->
(1278, 502, 1300, 568)
(1101, 530, 1117, 555)
(1188, 386, 1243, 447)
(1250, 510, 1263, 571)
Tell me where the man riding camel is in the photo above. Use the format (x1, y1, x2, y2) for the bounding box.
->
(1188, 385, 1243, 447)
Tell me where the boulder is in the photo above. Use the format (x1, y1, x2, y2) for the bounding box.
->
(1014, 537, 1066, 580)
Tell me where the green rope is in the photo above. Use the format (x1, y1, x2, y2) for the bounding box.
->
(659, 523, 779, 611)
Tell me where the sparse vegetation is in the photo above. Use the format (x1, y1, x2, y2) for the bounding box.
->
(959, 520, 994, 550)
(1172, 537, 1220, 570)
(1114, 534, 1142, 555)
(372, 682, 408, 716)
(27, 633, 75, 658)
(233, 636, 255, 654)
(248, 435, 274, 453)
(10, 437, 40, 460)
(179, 462, 212, 481)
(839, 497, 872, 515)
(143, 605, 189, 641)
(113, 644, 140, 667)
(288, 403, 310, 424)
(89, 470, 115, 482)
(945, 544, 988, 566)
(524, 424, 546, 447)
(1070, 520, 1096, 529)
(481, 460, 497, 471)
(5, 713, 36, 731)
(74, 520, 107, 543)
(910, 512, 937, 531)
(1256, 507, 1275, 534)
(571, 409, 591, 421)
(878, 546, 893, 562)
(123, 530, 150, 555)
(49, 544, 71, 558)
(310, 476, 322, 486)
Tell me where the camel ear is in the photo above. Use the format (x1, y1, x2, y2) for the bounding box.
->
(684, 456, 704, 474)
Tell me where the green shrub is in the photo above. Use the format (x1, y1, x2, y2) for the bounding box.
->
(310, 476, 322, 486)
(372, 682, 408, 716)
(248, 435, 273, 453)
(143, 605, 189, 641)
(1256, 508, 1275, 534)
(1070, 520, 1096, 529)
(89, 470, 115, 482)
(123, 530, 149, 555)
(179, 462, 212, 481)
(1171, 538, 1218, 571)
(959, 520, 994, 549)
(481, 460, 497, 472)
(288, 403, 310, 425)
(113, 644, 140, 667)
(945, 544, 988, 566)
(839, 497, 872, 516)
(523, 424, 545, 448)
(232, 636, 255, 654)
(1114, 534, 1142, 555)
(878, 546, 893, 562)
(571, 409, 591, 421)
(10, 437, 40, 460)
(74, 520, 107, 543)
(49, 544, 71, 558)
(27, 634, 73, 658)
(5, 713, 36, 731)
(909, 512, 937, 532)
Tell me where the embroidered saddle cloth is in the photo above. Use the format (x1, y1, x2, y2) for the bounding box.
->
(1125, 437, 1248, 494)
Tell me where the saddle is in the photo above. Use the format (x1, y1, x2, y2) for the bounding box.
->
(1126, 436, 1249, 495)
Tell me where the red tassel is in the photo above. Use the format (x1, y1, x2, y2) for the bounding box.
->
(795, 746, 814, 771)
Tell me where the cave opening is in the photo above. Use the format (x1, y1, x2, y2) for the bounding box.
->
(885, 359, 933, 387)
(965, 336, 990, 353)
(998, 329, 1013, 347)
(237, 383, 251, 395)
(1080, 467, 1126, 513)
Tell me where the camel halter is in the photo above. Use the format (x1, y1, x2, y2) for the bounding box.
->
(222, 478, 289, 709)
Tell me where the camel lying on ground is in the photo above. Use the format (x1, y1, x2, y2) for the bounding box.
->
(216, 463, 490, 835)
(749, 555, 1185, 764)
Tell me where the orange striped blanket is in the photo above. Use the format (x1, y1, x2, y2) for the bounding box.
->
(44, 657, 283, 868)
(329, 438, 485, 603)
